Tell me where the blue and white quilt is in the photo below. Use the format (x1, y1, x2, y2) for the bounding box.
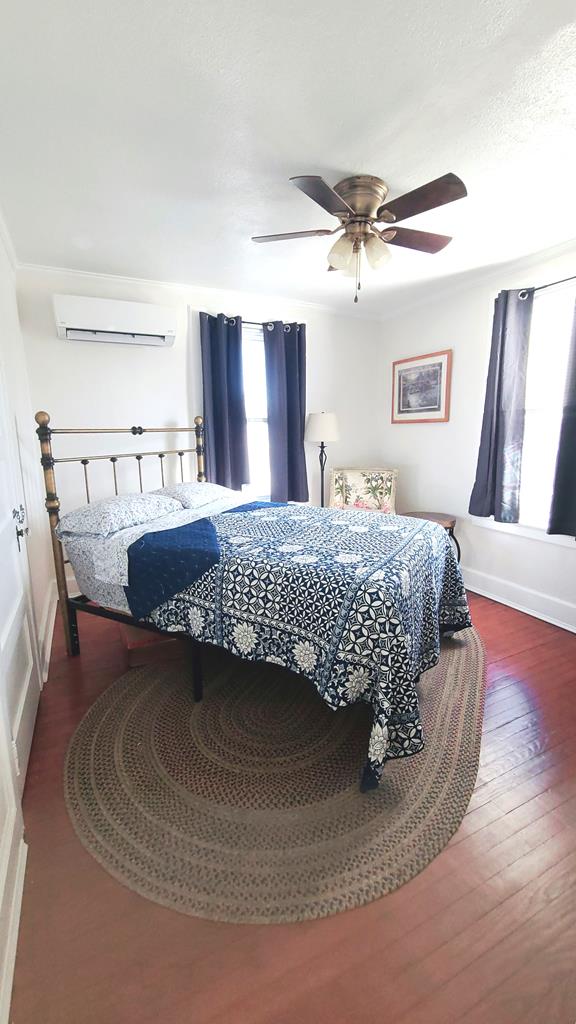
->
(122, 502, 471, 788)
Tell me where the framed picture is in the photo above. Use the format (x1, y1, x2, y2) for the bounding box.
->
(391, 349, 452, 424)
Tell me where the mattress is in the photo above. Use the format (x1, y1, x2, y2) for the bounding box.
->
(65, 534, 131, 613)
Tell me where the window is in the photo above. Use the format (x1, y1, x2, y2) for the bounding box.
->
(519, 285, 574, 529)
(241, 325, 270, 498)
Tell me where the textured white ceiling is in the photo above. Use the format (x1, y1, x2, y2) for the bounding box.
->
(1, 0, 576, 313)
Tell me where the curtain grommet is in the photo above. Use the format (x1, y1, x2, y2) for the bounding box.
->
(266, 323, 274, 331)
(518, 290, 530, 301)
(284, 324, 291, 333)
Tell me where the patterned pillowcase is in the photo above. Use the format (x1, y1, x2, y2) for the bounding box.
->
(329, 469, 398, 513)
(154, 482, 240, 509)
(56, 493, 183, 538)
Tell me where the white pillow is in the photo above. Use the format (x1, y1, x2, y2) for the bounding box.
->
(56, 492, 182, 539)
(154, 481, 240, 509)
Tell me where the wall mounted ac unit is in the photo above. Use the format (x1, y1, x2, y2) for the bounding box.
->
(53, 295, 177, 347)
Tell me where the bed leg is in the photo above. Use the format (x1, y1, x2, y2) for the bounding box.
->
(190, 640, 203, 703)
(360, 764, 380, 793)
(67, 601, 80, 656)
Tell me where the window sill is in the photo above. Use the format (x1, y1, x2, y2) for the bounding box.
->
(464, 515, 575, 549)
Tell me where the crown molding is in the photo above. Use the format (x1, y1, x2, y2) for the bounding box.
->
(16, 261, 386, 325)
(15, 235, 576, 326)
(374, 237, 576, 323)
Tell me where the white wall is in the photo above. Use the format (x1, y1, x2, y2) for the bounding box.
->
(0, 225, 41, 1024)
(16, 267, 383, 514)
(0, 237, 53, 684)
(376, 247, 576, 631)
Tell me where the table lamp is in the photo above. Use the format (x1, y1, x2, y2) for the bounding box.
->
(305, 412, 340, 507)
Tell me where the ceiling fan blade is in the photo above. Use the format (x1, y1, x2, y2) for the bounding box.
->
(379, 226, 452, 253)
(252, 229, 334, 243)
(377, 173, 467, 223)
(290, 176, 355, 217)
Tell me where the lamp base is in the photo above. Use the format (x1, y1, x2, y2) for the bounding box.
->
(319, 442, 327, 508)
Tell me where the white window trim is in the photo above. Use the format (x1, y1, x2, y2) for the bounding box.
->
(241, 323, 270, 499)
(464, 514, 575, 549)
(517, 281, 574, 533)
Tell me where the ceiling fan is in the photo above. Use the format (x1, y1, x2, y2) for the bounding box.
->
(252, 172, 467, 302)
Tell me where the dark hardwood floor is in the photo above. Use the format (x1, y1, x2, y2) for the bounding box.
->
(10, 594, 576, 1024)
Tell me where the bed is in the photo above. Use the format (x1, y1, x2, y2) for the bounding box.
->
(35, 411, 472, 790)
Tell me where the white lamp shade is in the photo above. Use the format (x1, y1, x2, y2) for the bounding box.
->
(339, 251, 358, 277)
(364, 233, 391, 269)
(305, 412, 340, 443)
(327, 234, 354, 271)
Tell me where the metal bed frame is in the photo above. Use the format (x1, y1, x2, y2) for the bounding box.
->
(35, 410, 207, 699)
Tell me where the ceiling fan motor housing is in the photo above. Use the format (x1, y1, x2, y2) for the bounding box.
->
(333, 175, 390, 220)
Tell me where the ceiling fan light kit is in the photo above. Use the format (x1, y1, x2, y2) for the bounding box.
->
(327, 233, 355, 270)
(252, 172, 467, 302)
(364, 233, 391, 270)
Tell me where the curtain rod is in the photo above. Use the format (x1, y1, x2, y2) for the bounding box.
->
(226, 318, 302, 329)
(222, 317, 266, 327)
(533, 272, 576, 293)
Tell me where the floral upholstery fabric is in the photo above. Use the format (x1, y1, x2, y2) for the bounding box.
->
(330, 468, 398, 514)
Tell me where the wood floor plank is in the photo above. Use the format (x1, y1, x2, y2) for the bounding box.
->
(459, 927, 576, 1024)
(10, 592, 576, 1024)
(189, 846, 576, 1024)
(393, 885, 576, 1024)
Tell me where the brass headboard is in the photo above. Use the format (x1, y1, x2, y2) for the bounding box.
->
(34, 410, 206, 656)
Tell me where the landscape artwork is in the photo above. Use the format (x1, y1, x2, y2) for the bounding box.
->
(392, 349, 452, 423)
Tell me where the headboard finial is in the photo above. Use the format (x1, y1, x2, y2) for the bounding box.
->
(35, 410, 50, 426)
(193, 416, 205, 482)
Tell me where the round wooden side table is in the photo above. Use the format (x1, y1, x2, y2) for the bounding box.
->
(407, 511, 461, 562)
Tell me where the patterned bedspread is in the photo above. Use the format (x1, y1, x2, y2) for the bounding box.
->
(125, 502, 471, 788)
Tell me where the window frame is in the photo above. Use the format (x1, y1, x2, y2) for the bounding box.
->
(517, 281, 574, 533)
(241, 323, 271, 499)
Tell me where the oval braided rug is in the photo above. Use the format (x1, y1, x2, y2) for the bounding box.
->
(64, 628, 485, 924)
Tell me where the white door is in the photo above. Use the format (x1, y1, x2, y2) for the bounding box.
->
(0, 349, 41, 1021)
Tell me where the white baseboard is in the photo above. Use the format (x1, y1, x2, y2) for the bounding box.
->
(0, 836, 27, 1024)
(37, 579, 57, 683)
(462, 566, 576, 634)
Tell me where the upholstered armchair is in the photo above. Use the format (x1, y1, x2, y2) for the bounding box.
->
(329, 468, 398, 513)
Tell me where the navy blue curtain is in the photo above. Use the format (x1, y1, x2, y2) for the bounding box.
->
(263, 321, 309, 503)
(548, 301, 576, 537)
(469, 289, 534, 523)
(199, 312, 249, 490)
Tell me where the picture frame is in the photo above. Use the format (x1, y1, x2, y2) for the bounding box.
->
(391, 349, 452, 424)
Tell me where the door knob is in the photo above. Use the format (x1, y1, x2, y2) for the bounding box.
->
(13, 506, 28, 552)
(15, 524, 29, 552)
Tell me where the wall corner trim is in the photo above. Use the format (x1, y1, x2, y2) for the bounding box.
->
(0, 838, 27, 1024)
(0, 208, 18, 273)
